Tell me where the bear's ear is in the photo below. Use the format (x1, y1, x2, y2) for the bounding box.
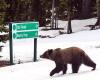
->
(48, 49, 53, 56)
(55, 48, 61, 51)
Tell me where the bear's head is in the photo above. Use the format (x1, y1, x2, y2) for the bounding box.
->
(40, 48, 61, 60)
(40, 49, 53, 60)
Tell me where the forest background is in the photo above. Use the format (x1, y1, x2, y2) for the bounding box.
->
(0, 0, 100, 41)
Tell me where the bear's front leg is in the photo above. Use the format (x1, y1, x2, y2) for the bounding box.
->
(62, 64, 67, 74)
(50, 67, 58, 76)
(50, 64, 63, 76)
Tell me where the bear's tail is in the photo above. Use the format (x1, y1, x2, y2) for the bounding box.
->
(82, 52, 96, 70)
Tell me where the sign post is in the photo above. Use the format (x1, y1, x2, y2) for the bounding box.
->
(9, 21, 39, 64)
(34, 38, 37, 62)
(9, 23, 13, 65)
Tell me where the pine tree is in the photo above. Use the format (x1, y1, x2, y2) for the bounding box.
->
(0, 0, 9, 43)
(0, 0, 8, 25)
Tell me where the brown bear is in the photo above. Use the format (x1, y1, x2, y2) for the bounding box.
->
(40, 47, 96, 76)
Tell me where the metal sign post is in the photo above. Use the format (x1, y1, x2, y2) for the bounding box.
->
(34, 38, 37, 62)
(9, 23, 14, 65)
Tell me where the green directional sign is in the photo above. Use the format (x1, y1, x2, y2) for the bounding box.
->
(13, 31, 38, 39)
(11, 21, 39, 39)
(12, 22, 39, 31)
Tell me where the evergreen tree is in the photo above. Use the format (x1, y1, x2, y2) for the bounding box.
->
(0, 0, 8, 25)
(0, 0, 9, 43)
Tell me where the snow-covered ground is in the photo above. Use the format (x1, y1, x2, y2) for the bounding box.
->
(0, 18, 100, 80)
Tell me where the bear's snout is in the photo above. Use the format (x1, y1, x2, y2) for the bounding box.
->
(40, 55, 43, 58)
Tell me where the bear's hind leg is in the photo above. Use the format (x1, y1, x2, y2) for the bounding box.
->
(83, 58, 96, 71)
(72, 64, 81, 73)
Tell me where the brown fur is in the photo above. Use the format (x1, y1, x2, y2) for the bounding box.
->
(40, 47, 96, 76)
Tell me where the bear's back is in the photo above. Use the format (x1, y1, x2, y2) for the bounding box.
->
(54, 47, 84, 64)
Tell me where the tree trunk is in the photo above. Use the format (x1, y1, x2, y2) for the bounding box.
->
(32, 0, 40, 21)
(54, 0, 58, 29)
(81, 0, 91, 19)
(32, 0, 45, 26)
(95, 0, 100, 26)
(51, 0, 55, 29)
(67, 0, 72, 34)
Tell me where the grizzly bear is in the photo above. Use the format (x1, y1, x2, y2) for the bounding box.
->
(40, 47, 96, 76)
